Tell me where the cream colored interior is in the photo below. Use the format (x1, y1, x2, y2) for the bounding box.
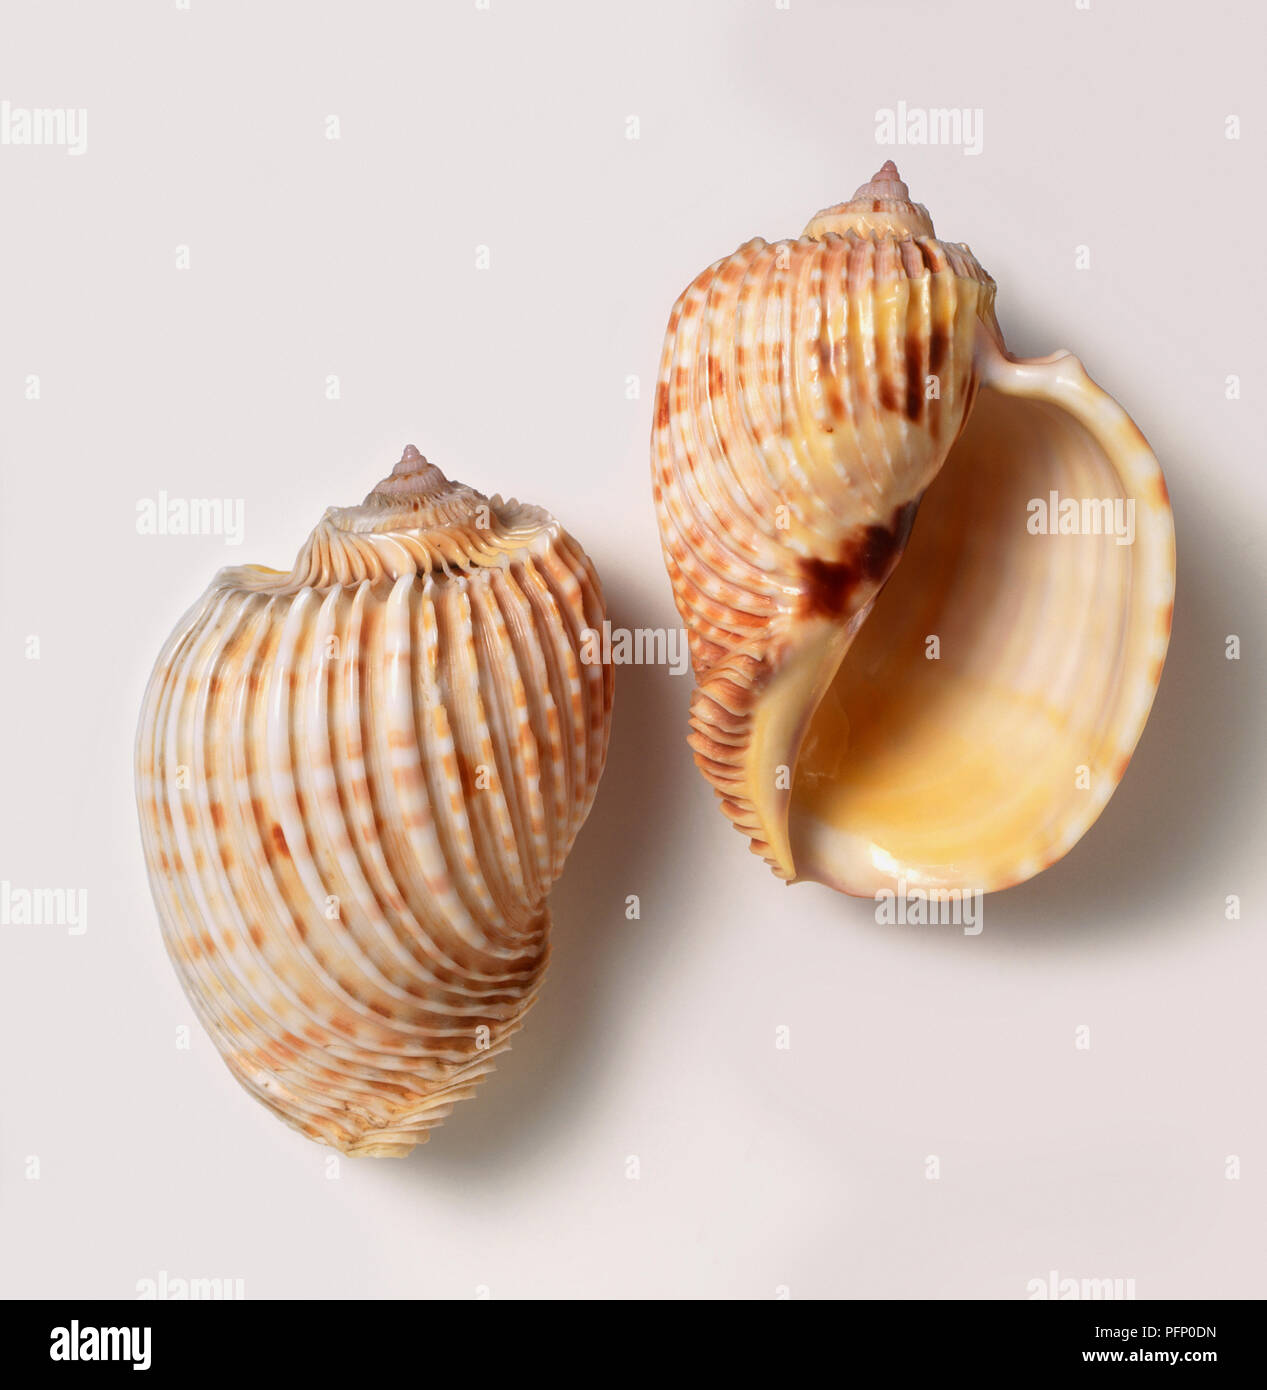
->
(787, 387, 1134, 894)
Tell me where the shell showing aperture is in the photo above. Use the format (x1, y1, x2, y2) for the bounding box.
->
(136, 447, 612, 1155)
(652, 163, 1175, 897)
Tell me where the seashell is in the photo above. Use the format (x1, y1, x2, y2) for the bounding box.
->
(651, 163, 1174, 897)
(136, 446, 612, 1155)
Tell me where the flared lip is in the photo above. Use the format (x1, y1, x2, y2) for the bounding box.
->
(781, 343, 1176, 899)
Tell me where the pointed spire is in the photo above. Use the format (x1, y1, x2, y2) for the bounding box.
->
(852, 160, 911, 201)
(803, 162, 934, 242)
(363, 444, 450, 504)
(391, 443, 424, 474)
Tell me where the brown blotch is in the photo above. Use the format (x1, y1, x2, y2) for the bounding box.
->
(815, 336, 833, 376)
(456, 752, 478, 799)
(1114, 754, 1132, 782)
(653, 381, 671, 431)
(209, 803, 226, 830)
(707, 357, 726, 396)
(1159, 600, 1174, 635)
(797, 500, 920, 620)
(270, 822, 290, 858)
(248, 924, 265, 949)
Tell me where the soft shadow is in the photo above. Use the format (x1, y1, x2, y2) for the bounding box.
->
(397, 574, 694, 1177)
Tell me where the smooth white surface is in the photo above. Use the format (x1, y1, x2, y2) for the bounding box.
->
(1, 0, 1263, 1299)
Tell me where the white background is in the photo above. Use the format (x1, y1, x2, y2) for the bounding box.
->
(1, 0, 1263, 1298)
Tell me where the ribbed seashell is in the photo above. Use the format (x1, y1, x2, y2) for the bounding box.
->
(136, 447, 612, 1154)
(652, 163, 1175, 896)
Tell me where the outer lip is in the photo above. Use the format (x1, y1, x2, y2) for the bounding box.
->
(781, 332, 1175, 897)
